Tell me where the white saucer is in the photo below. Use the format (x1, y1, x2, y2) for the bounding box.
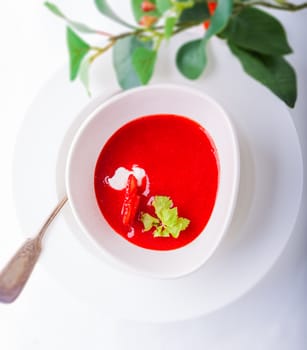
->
(12, 37, 303, 322)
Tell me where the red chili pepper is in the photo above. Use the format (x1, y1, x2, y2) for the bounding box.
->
(141, 1, 156, 12)
(121, 174, 141, 226)
(203, 1, 217, 29)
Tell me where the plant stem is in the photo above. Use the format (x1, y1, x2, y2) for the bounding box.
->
(240, 1, 307, 11)
(90, 40, 116, 63)
(93, 20, 203, 57)
(172, 20, 204, 35)
(95, 30, 113, 37)
(110, 20, 204, 42)
(112, 28, 144, 41)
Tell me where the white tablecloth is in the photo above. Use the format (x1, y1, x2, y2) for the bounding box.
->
(0, 1, 306, 349)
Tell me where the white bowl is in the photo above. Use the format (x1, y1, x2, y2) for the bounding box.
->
(66, 84, 240, 279)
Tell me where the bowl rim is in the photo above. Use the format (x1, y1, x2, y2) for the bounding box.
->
(65, 83, 240, 279)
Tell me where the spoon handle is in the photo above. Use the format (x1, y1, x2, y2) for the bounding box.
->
(0, 196, 67, 303)
(0, 237, 42, 303)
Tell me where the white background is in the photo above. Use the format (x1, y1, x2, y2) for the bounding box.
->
(0, 1, 306, 349)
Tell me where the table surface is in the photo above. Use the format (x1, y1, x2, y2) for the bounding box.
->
(0, 1, 306, 349)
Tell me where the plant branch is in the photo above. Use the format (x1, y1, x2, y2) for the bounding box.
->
(85, 19, 205, 67)
(239, 1, 307, 11)
(95, 30, 113, 37)
(108, 20, 205, 42)
(90, 40, 116, 63)
(82, 0, 307, 66)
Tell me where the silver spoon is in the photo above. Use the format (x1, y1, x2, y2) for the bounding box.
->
(0, 196, 68, 303)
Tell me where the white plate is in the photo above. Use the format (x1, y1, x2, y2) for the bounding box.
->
(13, 38, 303, 322)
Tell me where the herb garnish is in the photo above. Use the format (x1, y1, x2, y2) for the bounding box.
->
(141, 196, 190, 238)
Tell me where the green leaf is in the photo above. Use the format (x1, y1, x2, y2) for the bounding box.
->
(178, 217, 190, 231)
(69, 21, 99, 34)
(113, 36, 153, 89)
(204, 0, 233, 39)
(161, 228, 172, 237)
(200, 0, 233, 63)
(176, 0, 233, 79)
(168, 218, 190, 238)
(95, 0, 135, 28)
(66, 27, 90, 81)
(79, 58, 91, 96)
(166, 225, 181, 239)
(164, 16, 177, 39)
(142, 195, 190, 238)
(141, 213, 160, 231)
(131, 0, 160, 23)
(156, 0, 172, 13)
(221, 7, 292, 55)
(160, 207, 178, 227)
(228, 42, 297, 107)
(179, 0, 209, 23)
(153, 226, 170, 237)
(45, 2, 100, 34)
(44, 2, 65, 17)
(176, 39, 206, 79)
(152, 196, 173, 220)
(132, 47, 157, 84)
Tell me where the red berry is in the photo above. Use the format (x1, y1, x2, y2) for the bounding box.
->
(121, 175, 140, 226)
(203, 1, 217, 29)
(208, 1, 217, 14)
(139, 15, 158, 27)
(141, 1, 156, 12)
(203, 20, 210, 29)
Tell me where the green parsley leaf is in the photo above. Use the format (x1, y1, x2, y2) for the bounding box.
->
(177, 217, 190, 231)
(154, 226, 170, 237)
(141, 213, 160, 231)
(166, 225, 181, 239)
(141, 195, 190, 239)
(160, 207, 178, 227)
(168, 217, 190, 238)
(152, 195, 173, 220)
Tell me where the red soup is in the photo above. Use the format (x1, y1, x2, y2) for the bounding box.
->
(94, 114, 219, 250)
